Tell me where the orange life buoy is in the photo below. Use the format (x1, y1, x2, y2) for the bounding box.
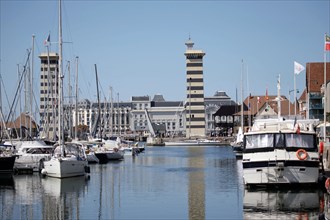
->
(296, 149, 308, 160)
(325, 178, 330, 191)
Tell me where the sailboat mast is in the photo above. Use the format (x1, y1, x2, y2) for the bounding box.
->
(18, 64, 22, 139)
(68, 61, 71, 138)
(95, 64, 101, 139)
(75, 56, 79, 140)
(240, 60, 244, 131)
(58, 0, 64, 145)
(277, 75, 281, 119)
(110, 86, 113, 136)
(30, 34, 35, 136)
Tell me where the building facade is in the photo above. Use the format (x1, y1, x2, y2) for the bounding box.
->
(39, 52, 59, 140)
(204, 91, 237, 136)
(305, 62, 330, 120)
(67, 99, 132, 139)
(130, 95, 185, 137)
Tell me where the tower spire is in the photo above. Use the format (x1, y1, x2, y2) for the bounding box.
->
(185, 35, 194, 50)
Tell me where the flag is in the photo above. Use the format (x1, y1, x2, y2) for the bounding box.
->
(326, 34, 330, 51)
(44, 34, 50, 45)
(294, 61, 305, 75)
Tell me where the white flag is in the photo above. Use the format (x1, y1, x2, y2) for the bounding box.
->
(294, 61, 305, 75)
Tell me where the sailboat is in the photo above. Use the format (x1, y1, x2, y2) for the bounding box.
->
(41, 0, 89, 178)
(230, 60, 244, 159)
(230, 127, 243, 159)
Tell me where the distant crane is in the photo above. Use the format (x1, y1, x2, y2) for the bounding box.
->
(144, 109, 164, 146)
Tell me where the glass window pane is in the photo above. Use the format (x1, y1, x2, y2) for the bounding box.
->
(245, 134, 273, 149)
(285, 134, 314, 149)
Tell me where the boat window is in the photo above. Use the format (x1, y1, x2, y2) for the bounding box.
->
(245, 134, 274, 149)
(285, 134, 314, 149)
(275, 133, 285, 148)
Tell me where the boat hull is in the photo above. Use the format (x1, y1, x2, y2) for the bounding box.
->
(106, 151, 124, 160)
(243, 151, 320, 186)
(94, 152, 109, 164)
(43, 158, 88, 178)
(0, 156, 17, 173)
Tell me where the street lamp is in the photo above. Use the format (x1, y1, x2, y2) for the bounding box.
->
(289, 89, 299, 116)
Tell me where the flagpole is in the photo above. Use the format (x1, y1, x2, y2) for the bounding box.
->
(324, 33, 327, 142)
(307, 63, 310, 119)
(294, 65, 297, 115)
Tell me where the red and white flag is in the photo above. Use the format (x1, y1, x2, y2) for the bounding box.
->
(326, 34, 330, 51)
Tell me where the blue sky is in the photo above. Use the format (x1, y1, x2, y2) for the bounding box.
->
(1, 0, 329, 115)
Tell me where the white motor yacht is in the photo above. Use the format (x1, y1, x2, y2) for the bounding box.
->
(242, 118, 320, 187)
(14, 140, 54, 172)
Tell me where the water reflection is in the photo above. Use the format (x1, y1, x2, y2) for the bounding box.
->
(244, 188, 323, 219)
(188, 147, 205, 220)
(41, 176, 89, 220)
(0, 146, 244, 219)
(0, 174, 14, 189)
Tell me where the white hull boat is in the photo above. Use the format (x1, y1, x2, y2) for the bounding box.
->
(242, 118, 320, 187)
(42, 156, 88, 178)
(42, 143, 90, 178)
(106, 149, 124, 160)
(13, 140, 54, 172)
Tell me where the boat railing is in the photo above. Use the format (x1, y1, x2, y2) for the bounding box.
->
(251, 119, 319, 132)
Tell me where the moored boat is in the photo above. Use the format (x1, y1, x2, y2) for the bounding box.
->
(242, 118, 320, 187)
(41, 0, 90, 179)
(13, 140, 54, 172)
(94, 144, 124, 163)
(0, 144, 17, 173)
(42, 142, 89, 178)
(231, 127, 243, 159)
(165, 139, 222, 146)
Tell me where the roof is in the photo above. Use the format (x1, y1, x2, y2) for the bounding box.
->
(3, 113, 38, 129)
(131, 96, 150, 102)
(214, 105, 238, 116)
(152, 94, 165, 102)
(235, 95, 296, 116)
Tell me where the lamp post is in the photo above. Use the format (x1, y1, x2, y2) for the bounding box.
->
(289, 89, 299, 116)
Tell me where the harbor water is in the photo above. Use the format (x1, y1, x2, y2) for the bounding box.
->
(0, 146, 326, 219)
